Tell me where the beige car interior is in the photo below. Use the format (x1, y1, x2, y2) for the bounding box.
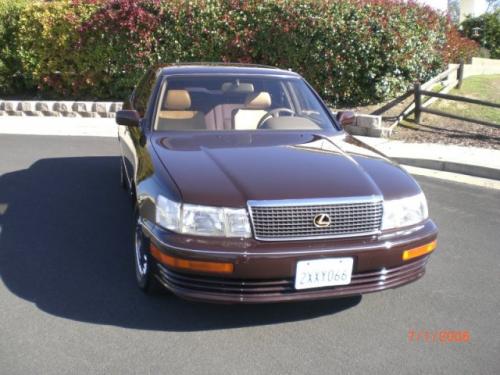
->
(261, 116, 320, 130)
(204, 103, 243, 130)
(157, 90, 206, 131)
(233, 92, 272, 130)
(157, 87, 303, 131)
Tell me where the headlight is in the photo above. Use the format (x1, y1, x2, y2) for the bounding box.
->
(155, 195, 252, 238)
(182, 204, 225, 236)
(155, 195, 181, 231)
(381, 192, 428, 230)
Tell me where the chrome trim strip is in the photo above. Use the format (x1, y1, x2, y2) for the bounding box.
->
(251, 231, 381, 242)
(247, 195, 382, 207)
(140, 220, 434, 257)
(161, 73, 301, 79)
(142, 225, 380, 256)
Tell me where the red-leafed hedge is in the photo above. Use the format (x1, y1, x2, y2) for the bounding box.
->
(0, 0, 479, 104)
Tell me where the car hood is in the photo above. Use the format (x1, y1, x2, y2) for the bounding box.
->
(151, 132, 422, 207)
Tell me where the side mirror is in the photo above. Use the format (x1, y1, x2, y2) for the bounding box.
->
(116, 110, 140, 127)
(336, 111, 356, 127)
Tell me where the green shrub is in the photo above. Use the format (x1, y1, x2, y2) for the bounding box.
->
(442, 21, 480, 64)
(77, 0, 452, 104)
(15, 0, 99, 98)
(0, 0, 30, 95)
(75, 0, 161, 99)
(461, 10, 500, 59)
(2, 0, 481, 104)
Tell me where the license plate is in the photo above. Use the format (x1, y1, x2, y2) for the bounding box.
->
(295, 258, 353, 290)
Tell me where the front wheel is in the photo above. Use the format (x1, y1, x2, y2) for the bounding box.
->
(134, 211, 162, 294)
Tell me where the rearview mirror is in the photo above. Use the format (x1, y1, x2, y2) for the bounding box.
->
(116, 110, 140, 127)
(336, 111, 356, 127)
(221, 82, 254, 93)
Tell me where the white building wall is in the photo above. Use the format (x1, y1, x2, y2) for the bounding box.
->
(417, 0, 448, 12)
(415, 0, 488, 21)
(459, 0, 488, 22)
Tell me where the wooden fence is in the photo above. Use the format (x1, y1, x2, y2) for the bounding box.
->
(369, 62, 500, 129)
(414, 81, 500, 128)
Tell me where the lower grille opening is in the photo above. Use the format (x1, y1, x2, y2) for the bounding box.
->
(156, 257, 428, 296)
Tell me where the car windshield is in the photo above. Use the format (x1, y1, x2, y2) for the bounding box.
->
(153, 75, 337, 132)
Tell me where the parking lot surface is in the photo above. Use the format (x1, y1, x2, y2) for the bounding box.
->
(1, 135, 499, 374)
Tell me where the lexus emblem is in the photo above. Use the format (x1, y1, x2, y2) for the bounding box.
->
(313, 213, 331, 228)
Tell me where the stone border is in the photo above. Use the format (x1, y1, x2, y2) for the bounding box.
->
(0, 100, 122, 118)
(330, 110, 384, 137)
(345, 114, 384, 137)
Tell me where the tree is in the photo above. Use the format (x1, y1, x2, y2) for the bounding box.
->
(485, 0, 500, 12)
(461, 10, 500, 58)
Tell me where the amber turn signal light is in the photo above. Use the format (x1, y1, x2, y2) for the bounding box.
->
(402, 240, 437, 261)
(150, 244, 234, 274)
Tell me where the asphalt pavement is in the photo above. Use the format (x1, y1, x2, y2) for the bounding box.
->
(0, 135, 499, 375)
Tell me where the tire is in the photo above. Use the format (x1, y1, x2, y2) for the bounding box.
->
(120, 160, 128, 190)
(133, 209, 162, 294)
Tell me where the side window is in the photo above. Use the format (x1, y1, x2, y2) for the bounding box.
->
(133, 70, 156, 117)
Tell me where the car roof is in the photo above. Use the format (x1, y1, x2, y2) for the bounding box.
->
(158, 62, 301, 77)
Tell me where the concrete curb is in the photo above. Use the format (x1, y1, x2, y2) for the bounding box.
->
(0, 100, 122, 118)
(354, 136, 500, 182)
(393, 157, 500, 181)
(0, 117, 118, 137)
(402, 165, 500, 190)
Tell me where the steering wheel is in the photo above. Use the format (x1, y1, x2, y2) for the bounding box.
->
(257, 107, 295, 129)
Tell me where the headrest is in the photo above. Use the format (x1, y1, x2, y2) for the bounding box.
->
(245, 92, 271, 109)
(165, 90, 191, 110)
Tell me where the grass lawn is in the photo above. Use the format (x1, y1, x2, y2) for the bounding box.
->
(430, 74, 500, 125)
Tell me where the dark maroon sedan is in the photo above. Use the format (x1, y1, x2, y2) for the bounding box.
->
(117, 63, 437, 303)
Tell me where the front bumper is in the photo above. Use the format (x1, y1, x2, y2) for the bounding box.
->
(142, 219, 438, 303)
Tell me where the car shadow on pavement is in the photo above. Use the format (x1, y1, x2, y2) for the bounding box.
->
(0, 156, 361, 331)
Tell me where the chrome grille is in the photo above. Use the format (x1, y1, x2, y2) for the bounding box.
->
(248, 197, 383, 241)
